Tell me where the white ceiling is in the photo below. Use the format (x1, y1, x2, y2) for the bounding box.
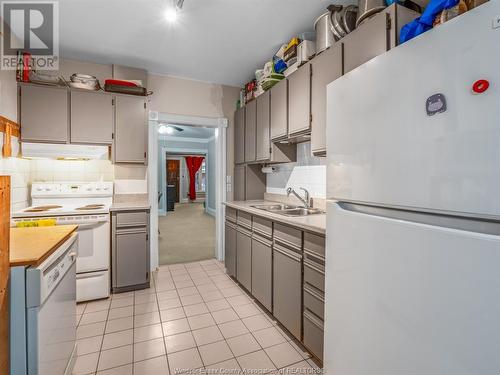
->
(59, 0, 354, 87)
(160, 124, 215, 139)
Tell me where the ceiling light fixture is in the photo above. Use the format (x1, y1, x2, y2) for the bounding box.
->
(164, 0, 184, 23)
(158, 124, 174, 135)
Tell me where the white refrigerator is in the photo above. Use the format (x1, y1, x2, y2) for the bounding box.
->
(325, 2, 500, 375)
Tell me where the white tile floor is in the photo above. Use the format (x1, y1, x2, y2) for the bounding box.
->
(74, 259, 322, 375)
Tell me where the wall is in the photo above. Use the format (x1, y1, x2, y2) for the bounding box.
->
(266, 142, 326, 199)
(148, 73, 240, 201)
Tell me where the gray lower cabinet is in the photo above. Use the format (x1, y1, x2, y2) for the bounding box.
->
(273, 241, 303, 340)
(251, 233, 273, 312)
(71, 90, 114, 144)
(114, 95, 148, 164)
(19, 84, 70, 143)
(112, 209, 150, 293)
(236, 226, 252, 291)
(235, 107, 246, 165)
(225, 221, 237, 278)
(310, 43, 343, 156)
(303, 232, 326, 362)
(244, 100, 257, 163)
(270, 79, 288, 141)
(288, 63, 311, 137)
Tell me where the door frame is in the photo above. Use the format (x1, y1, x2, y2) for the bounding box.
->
(148, 112, 228, 269)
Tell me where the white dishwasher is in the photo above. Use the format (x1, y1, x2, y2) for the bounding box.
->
(10, 233, 78, 375)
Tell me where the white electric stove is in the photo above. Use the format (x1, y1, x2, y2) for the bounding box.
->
(12, 182, 114, 302)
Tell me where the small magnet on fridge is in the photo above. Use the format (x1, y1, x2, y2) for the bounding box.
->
(472, 79, 490, 94)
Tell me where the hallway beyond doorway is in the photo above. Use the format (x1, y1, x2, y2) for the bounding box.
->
(159, 202, 215, 265)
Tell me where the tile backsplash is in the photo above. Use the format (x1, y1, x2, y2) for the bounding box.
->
(266, 142, 326, 199)
(0, 157, 30, 211)
(0, 156, 115, 212)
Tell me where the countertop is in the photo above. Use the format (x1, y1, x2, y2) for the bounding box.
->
(10, 225, 78, 267)
(110, 202, 151, 212)
(224, 201, 326, 235)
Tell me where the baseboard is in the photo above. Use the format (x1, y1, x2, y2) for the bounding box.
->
(206, 207, 216, 217)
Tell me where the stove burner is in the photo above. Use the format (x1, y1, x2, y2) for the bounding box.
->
(24, 205, 63, 213)
(75, 204, 105, 211)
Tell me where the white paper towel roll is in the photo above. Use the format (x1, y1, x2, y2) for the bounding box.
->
(261, 166, 276, 174)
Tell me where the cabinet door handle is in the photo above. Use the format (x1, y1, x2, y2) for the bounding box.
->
(273, 245, 302, 262)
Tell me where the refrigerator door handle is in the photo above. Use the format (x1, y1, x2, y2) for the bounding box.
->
(338, 202, 500, 236)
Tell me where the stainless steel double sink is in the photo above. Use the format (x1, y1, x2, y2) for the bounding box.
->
(250, 204, 325, 217)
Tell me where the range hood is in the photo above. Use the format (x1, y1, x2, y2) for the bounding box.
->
(21, 143, 109, 160)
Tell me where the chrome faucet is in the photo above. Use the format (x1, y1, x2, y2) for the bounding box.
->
(286, 187, 311, 208)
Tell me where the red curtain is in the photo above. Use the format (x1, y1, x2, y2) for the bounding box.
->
(185, 156, 205, 201)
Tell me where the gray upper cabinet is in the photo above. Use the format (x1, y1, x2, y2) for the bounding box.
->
(114, 95, 147, 164)
(244, 100, 257, 163)
(310, 44, 343, 156)
(19, 84, 69, 143)
(288, 63, 311, 137)
(343, 12, 389, 73)
(235, 107, 246, 164)
(270, 79, 288, 141)
(234, 165, 246, 201)
(70, 90, 113, 144)
(256, 91, 271, 161)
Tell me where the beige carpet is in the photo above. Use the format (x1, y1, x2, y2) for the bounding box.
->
(159, 202, 215, 265)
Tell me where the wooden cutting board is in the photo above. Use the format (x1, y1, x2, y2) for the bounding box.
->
(10, 225, 78, 267)
(0, 176, 10, 375)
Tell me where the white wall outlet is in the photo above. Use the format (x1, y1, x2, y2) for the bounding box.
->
(493, 16, 500, 29)
(226, 175, 232, 183)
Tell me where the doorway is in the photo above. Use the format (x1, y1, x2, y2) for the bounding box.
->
(148, 112, 228, 270)
(156, 123, 219, 265)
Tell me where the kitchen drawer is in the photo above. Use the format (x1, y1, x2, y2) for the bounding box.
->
(303, 284, 325, 320)
(303, 310, 324, 362)
(274, 223, 302, 250)
(252, 216, 272, 239)
(303, 251, 325, 292)
(116, 211, 148, 227)
(237, 211, 252, 230)
(226, 207, 237, 223)
(304, 232, 325, 257)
